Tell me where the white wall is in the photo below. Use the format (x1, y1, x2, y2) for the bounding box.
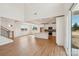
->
(64, 11, 72, 56)
(14, 23, 42, 37)
(64, 3, 72, 56)
(56, 17, 65, 46)
(0, 3, 24, 21)
(14, 22, 32, 37)
(56, 11, 72, 56)
(0, 17, 42, 37)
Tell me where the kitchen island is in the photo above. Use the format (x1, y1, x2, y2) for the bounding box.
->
(35, 32, 56, 39)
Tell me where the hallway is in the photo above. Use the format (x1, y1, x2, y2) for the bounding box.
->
(0, 35, 66, 56)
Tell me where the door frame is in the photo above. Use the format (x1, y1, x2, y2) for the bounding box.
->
(67, 3, 77, 56)
(70, 3, 78, 56)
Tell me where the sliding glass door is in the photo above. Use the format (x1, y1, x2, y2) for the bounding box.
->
(72, 4, 79, 56)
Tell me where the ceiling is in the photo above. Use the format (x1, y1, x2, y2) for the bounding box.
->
(24, 3, 65, 24)
(0, 3, 72, 24)
(72, 4, 79, 15)
(73, 4, 79, 11)
(24, 3, 65, 20)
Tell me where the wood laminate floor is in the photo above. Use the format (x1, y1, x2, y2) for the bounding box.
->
(0, 35, 66, 56)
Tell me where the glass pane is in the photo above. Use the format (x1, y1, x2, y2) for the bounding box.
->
(72, 4, 79, 56)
